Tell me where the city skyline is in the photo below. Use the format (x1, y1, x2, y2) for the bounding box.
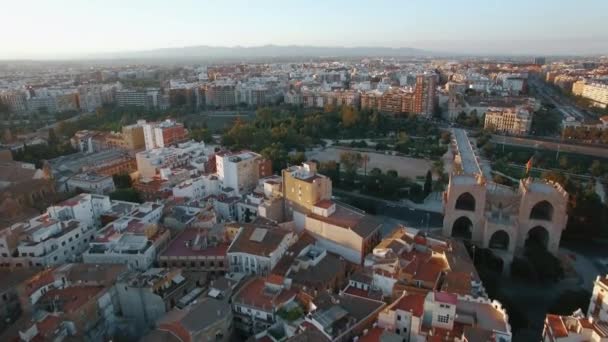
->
(2, 0, 608, 59)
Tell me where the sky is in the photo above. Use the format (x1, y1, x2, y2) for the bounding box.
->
(1, 0, 607, 59)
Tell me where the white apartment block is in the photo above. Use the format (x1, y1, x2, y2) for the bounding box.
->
(172, 177, 206, 200)
(82, 202, 167, 271)
(136, 141, 210, 179)
(216, 151, 263, 195)
(1, 217, 94, 268)
(46, 193, 113, 229)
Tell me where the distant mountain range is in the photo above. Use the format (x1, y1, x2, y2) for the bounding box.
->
(95, 44, 435, 60)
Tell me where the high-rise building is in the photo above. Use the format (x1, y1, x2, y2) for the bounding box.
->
(534, 57, 546, 65)
(0, 90, 27, 114)
(122, 121, 146, 150)
(413, 74, 437, 117)
(205, 81, 236, 107)
(116, 89, 162, 108)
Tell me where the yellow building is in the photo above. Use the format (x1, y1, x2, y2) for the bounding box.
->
(122, 123, 146, 150)
(282, 162, 332, 219)
(572, 80, 586, 96)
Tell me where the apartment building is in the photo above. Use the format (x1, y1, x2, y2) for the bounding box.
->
(205, 81, 237, 107)
(216, 150, 269, 195)
(142, 119, 188, 150)
(484, 106, 532, 135)
(413, 74, 437, 117)
(582, 81, 608, 108)
(281, 162, 332, 224)
(227, 223, 296, 276)
(122, 121, 146, 150)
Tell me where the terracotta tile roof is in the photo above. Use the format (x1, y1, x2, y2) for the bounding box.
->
(233, 277, 296, 312)
(394, 293, 426, 317)
(35, 314, 62, 339)
(227, 223, 292, 257)
(434, 292, 458, 305)
(40, 285, 104, 312)
(441, 271, 472, 296)
(358, 326, 383, 342)
(546, 314, 569, 338)
(315, 199, 334, 209)
(161, 228, 229, 257)
(307, 204, 382, 238)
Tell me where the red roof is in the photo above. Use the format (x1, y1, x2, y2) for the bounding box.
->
(233, 278, 296, 311)
(546, 314, 569, 338)
(358, 326, 384, 342)
(394, 293, 426, 317)
(343, 286, 370, 299)
(36, 314, 62, 338)
(315, 199, 334, 209)
(434, 292, 458, 305)
(40, 286, 104, 312)
(161, 228, 229, 257)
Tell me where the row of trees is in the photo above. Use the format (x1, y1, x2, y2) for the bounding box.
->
(563, 125, 608, 145)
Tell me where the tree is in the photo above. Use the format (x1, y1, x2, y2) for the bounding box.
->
(559, 156, 569, 169)
(387, 169, 398, 178)
(288, 151, 307, 165)
(244, 208, 252, 223)
(189, 127, 212, 142)
(548, 290, 591, 316)
(424, 170, 433, 195)
(113, 173, 133, 189)
(261, 143, 288, 173)
(341, 106, 359, 127)
(340, 151, 363, 184)
(47, 128, 59, 146)
(590, 160, 603, 177)
(361, 154, 370, 176)
(109, 188, 142, 203)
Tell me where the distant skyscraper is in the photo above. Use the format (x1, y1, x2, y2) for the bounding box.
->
(534, 57, 546, 65)
(413, 74, 437, 118)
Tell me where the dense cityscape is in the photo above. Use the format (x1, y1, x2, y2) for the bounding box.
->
(1, 2, 608, 342)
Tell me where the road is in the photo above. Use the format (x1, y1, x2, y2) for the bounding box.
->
(529, 76, 587, 122)
(492, 135, 608, 159)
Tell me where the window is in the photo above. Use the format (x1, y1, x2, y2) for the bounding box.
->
(397, 315, 401, 321)
(437, 314, 450, 324)
(395, 328, 400, 334)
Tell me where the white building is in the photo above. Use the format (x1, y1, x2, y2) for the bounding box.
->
(582, 82, 608, 108)
(172, 177, 206, 200)
(66, 173, 115, 194)
(227, 224, 296, 275)
(136, 141, 211, 179)
(82, 202, 168, 271)
(47, 193, 113, 229)
(216, 151, 264, 195)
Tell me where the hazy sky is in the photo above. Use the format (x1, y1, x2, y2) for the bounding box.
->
(1, 0, 607, 59)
